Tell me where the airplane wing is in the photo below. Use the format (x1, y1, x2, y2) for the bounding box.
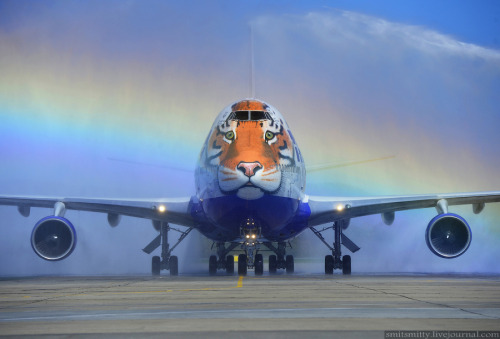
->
(0, 195, 198, 227)
(306, 191, 500, 227)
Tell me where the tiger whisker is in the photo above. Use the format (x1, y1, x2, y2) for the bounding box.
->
(261, 170, 278, 177)
(220, 170, 237, 175)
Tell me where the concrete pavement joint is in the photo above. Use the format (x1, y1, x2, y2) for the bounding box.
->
(333, 280, 499, 319)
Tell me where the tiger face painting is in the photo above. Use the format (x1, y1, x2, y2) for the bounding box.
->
(201, 100, 296, 200)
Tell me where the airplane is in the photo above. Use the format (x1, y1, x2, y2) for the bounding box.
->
(1, 98, 499, 276)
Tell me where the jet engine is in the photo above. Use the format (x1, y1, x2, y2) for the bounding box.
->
(31, 216, 77, 261)
(425, 213, 471, 258)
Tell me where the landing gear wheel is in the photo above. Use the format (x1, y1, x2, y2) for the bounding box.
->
(285, 255, 294, 274)
(255, 254, 264, 276)
(209, 255, 217, 275)
(238, 254, 247, 276)
(325, 255, 334, 275)
(269, 255, 277, 274)
(152, 256, 161, 276)
(169, 256, 178, 276)
(225, 255, 234, 274)
(342, 255, 351, 275)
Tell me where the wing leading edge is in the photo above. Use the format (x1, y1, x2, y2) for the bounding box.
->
(0, 195, 198, 228)
(306, 191, 500, 227)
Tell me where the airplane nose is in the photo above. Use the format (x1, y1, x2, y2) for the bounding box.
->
(237, 162, 263, 177)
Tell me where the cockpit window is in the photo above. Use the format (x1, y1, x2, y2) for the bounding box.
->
(228, 111, 271, 122)
(250, 111, 266, 120)
(235, 111, 249, 121)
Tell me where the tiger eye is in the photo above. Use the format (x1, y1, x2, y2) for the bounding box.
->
(225, 131, 235, 140)
(265, 131, 275, 141)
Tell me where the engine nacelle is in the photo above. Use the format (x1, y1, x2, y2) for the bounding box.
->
(425, 213, 471, 258)
(31, 216, 77, 261)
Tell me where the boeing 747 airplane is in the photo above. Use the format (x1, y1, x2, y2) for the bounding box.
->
(1, 99, 499, 275)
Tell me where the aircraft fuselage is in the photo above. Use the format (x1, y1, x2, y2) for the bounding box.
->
(194, 99, 309, 242)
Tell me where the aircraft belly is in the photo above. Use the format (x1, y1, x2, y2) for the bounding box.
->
(196, 195, 310, 242)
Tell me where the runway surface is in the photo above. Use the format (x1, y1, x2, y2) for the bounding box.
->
(1, 273, 499, 338)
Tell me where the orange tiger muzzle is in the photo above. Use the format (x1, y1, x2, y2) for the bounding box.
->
(213, 120, 292, 200)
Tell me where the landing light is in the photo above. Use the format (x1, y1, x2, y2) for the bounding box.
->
(336, 204, 345, 212)
(157, 205, 166, 213)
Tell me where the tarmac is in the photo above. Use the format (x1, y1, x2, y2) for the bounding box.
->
(0, 273, 499, 338)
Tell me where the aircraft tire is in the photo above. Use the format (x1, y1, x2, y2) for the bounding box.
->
(209, 255, 217, 275)
(269, 255, 277, 274)
(169, 256, 179, 276)
(325, 255, 334, 274)
(255, 254, 263, 275)
(238, 254, 247, 276)
(285, 255, 294, 274)
(152, 256, 161, 276)
(226, 255, 234, 274)
(342, 255, 351, 275)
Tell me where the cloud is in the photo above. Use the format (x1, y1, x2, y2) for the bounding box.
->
(306, 10, 500, 61)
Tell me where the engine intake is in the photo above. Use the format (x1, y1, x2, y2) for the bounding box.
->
(425, 213, 471, 258)
(31, 216, 77, 261)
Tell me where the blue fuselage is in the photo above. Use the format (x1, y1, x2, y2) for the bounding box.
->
(192, 194, 311, 242)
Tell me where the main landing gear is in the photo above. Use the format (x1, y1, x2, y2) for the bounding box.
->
(209, 241, 294, 276)
(208, 242, 240, 275)
(310, 219, 360, 275)
(262, 242, 294, 274)
(207, 226, 295, 276)
(142, 221, 193, 276)
(141, 220, 295, 276)
(208, 227, 268, 276)
(143, 220, 356, 276)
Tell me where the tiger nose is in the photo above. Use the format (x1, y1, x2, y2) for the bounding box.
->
(237, 162, 263, 177)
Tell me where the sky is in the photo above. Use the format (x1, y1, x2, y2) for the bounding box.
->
(0, 0, 499, 275)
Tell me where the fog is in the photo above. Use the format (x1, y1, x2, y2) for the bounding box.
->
(1, 2, 499, 276)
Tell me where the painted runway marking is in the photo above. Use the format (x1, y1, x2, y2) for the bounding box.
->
(237, 275, 244, 287)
